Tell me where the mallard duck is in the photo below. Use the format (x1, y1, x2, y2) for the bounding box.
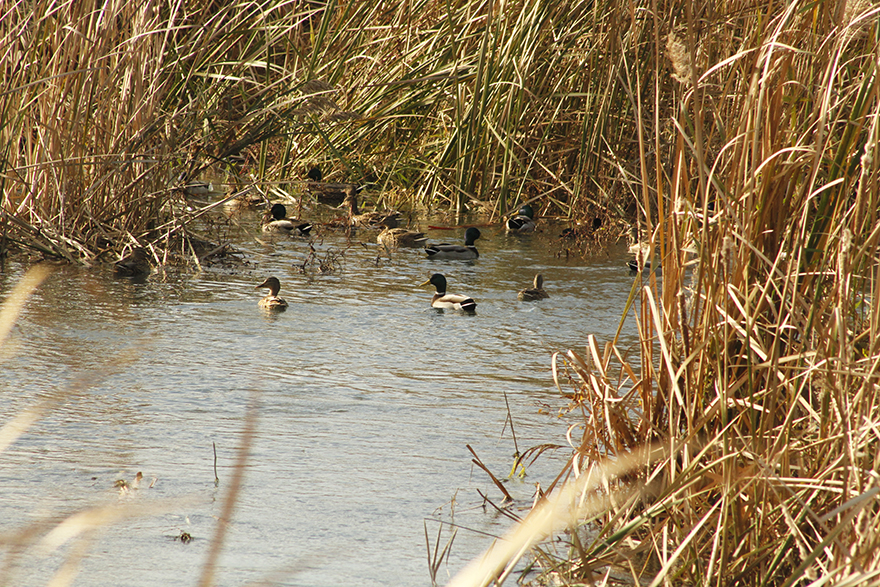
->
(420, 273, 476, 312)
(183, 180, 213, 196)
(344, 186, 400, 228)
(262, 203, 313, 236)
(255, 277, 289, 310)
(377, 217, 427, 249)
(115, 247, 152, 277)
(224, 187, 265, 213)
(518, 274, 549, 301)
(627, 260, 661, 275)
(506, 204, 536, 233)
(425, 227, 481, 260)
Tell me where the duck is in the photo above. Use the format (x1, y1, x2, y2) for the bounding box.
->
(344, 186, 400, 228)
(627, 259, 661, 275)
(425, 227, 481, 260)
(506, 204, 536, 233)
(376, 217, 428, 249)
(518, 274, 549, 301)
(182, 180, 213, 196)
(420, 273, 476, 312)
(115, 247, 152, 277)
(224, 187, 265, 213)
(262, 203, 313, 236)
(255, 277, 289, 310)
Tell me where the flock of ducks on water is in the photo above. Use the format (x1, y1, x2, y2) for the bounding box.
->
(114, 185, 547, 314)
(251, 196, 543, 314)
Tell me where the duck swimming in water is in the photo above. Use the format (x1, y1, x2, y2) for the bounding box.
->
(517, 274, 549, 301)
(420, 273, 476, 312)
(255, 277, 289, 310)
(262, 203, 312, 236)
(425, 227, 481, 260)
(224, 187, 265, 214)
(506, 204, 536, 233)
(115, 247, 152, 277)
(344, 186, 400, 228)
(376, 217, 428, 249)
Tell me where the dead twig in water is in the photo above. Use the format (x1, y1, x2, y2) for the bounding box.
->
(466, 444, 513, 504)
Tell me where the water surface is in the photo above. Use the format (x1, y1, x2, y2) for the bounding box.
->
(0, 214, 640, 586)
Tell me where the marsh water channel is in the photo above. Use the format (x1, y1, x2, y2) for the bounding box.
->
(0, 207, 645, 587)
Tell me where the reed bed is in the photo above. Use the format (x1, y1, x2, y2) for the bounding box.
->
(2, 1, 880, 585)
(3, 0, 684, 262)
(448, 1, 880, 586)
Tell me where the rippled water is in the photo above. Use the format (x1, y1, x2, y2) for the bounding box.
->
(0, 212, 641, 587)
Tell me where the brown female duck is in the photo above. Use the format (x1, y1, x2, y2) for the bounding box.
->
(255, 277, 289, 310)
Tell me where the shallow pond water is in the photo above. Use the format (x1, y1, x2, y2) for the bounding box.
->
(0, 212, 644, 587)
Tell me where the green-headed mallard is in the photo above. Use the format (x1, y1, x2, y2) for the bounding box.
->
(344, 186, 400, 228)
(425, 227, 481, 260)
(255, 277, 289, 310)
(377, 217, 427, 249)
(115, 247, 152, 277)
(262, 203, 313, 236)
(506, 204, 536, 233)
(420, 273, 476, 312)
(518, 274, 549, 301)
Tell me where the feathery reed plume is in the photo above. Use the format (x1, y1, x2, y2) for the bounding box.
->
(665, 34, 692, 85)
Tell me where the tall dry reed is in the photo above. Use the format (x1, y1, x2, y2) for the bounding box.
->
(449, 1, 880, 586)
(1, 0, 679, 262)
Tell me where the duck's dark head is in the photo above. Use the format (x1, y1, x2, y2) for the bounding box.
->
(420, 273, 448, 293)
(464, 227, 482, 245)
(270, 203, 288, 220)
(519, 204, 534, 219)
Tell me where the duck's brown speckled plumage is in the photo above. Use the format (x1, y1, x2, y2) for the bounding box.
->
(256, 277, 289, 310)
(115, 247, 152, 277)
(518, 274, 549, 301)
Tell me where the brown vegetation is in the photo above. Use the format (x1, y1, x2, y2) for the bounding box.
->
(446, 1, 880, 585)
(2, 1, 879, 585)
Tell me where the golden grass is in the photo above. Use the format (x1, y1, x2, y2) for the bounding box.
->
(444, 1, 880, 585)
(2, 1, 880, 585)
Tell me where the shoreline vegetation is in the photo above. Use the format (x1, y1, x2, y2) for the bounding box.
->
(2, 1, 880, 586)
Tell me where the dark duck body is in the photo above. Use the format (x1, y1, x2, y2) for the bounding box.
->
(115, 247, 152, 277)
(425, 227, 481, 260)
(518, 274, 549, 301)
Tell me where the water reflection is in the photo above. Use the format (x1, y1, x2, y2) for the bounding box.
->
(0, 217, 640, 586)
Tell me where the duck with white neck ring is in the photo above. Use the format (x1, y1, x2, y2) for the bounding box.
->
(425, 227, 481, 260)
(420, 273, 476, 313)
